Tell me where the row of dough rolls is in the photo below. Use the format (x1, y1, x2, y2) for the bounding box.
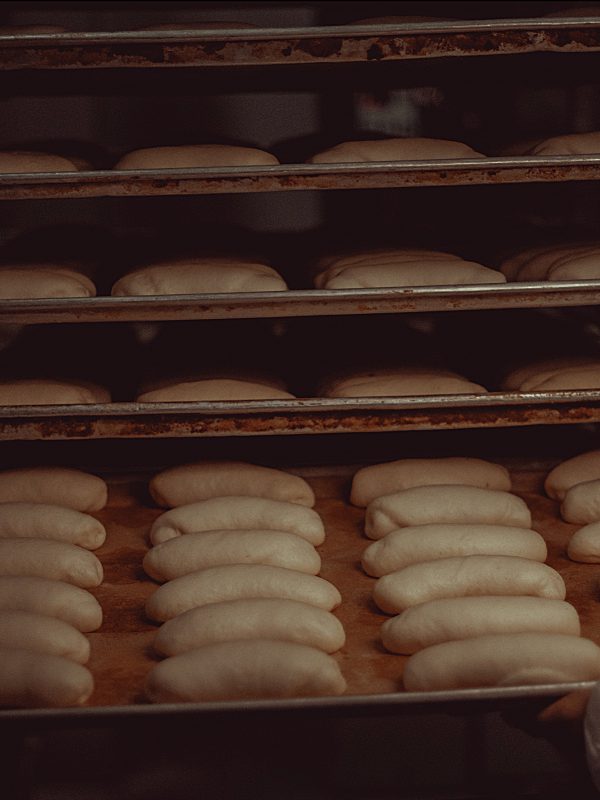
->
(0, 467, 108, 708)
(143, 461, 346, 703)
(353, 457, 600, 691)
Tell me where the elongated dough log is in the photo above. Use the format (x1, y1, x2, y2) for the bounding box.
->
(324, 371, 486, 398)
(150, 496, 324, 546)
(150, 461, 314, 508)
(153, 598, 345, 656)
(502, 357, 599, 391)
(549, 252, 600, 281)
(146, 565, 341, 621)
(545, 450, 600, 500)
(307, 138, 484, 164)
(366, 486, 531, 539)
(0, 503, 106, 549)
(145, 640, 346, 703)
(0, 611, 90, 663)
(318, 259, 505, 290)
(137, 378, 294, 402)
(0, 577, 102, 631)
(561, 479, 600, 524)
(0, 540, 103, 588)
(382, 597, 580, 654)
(0, 267, 96, 299)
(373, 556, 566, 613)
(115, 145, 279, 170)
(526, 367, 600, 391)
(528, 132, 600, 156)
(0, 151, 80, 174)
(0, 467, 107, 512)
(567, 522, 600, 562)
(403, 633, 600, 691)
(0, 379, 110, 406)
(362, 525, 546, 577)
(0, 648, 93, 708)
(144, 530, 321, 581)
(351, 457, 511, 507)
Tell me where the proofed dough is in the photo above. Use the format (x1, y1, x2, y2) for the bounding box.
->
(545, 450, 600, 500)
(0, 467, 107, 511)
(0, 265, 96, 299)
(114, 145, 279, 170)
(0, 610, 90, 663)
(0, 540, 103, 588)
(0, 503, 106, 549)
(561, 479, 600, 524)
(137, 378, 294, 402)
(0, 379, 110, 406)
(0, 151, 80, 173)
(567, 522, 600, 563)
(0, 648, 94, 707)
(0, 577, 102, 631)
(307, 138, 484, 164)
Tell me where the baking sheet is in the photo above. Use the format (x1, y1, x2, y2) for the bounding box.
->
(0, 458, 596, 723)
(1, 18, 600, 71)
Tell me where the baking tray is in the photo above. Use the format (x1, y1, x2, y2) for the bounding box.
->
(1, 391, 600, 440)
(1, 157, 600, 200)
(1, 18, 600, 71)
(0, 458, 595, 724)
(2, 281, 600, 324)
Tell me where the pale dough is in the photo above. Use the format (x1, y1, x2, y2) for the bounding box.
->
(0, 540, 103, 588)
(548, 251, 600, 281)
(382, 597, 580, 654)
(0, 467, 107, 511)
(0, 502, 106, 549)
(545, 450, 600, 500)
(0, 266, 96, 299)
(137, 379, 294, 402)
(362, 524, 546, 577)
(111, 258, 287, 296)
(323, 370, 487, 398)
(149, 460, 315, 508)
(528, 132, 600, 156)
(0, 648, 93, 707)
(307, 138, 484, 164)
(372, 556, 566, 613)
(315, 249, 460, 276)
(143, 530, 321, 581)
(150, 496, 325, 545)
(502, 357, 599, 391)
(0, 610, 90, 663)
(145, 564, 342, 621)
(153, 598, 345, 656)
(365, 486, 531, 539)
(561, 479, 600, 524)
(524, 367, 600, 391)
(145, 639, 346, 703)
(567, 522, 600, 563)
(114, 145, 279, 170)
(0, 577, 102, 631)
(0, 379, 110, 405)
(0, 151, 80, 174)
(402, 633, 600, 691)
(351, 457, 511, 507)
(316, 259, 505, 290)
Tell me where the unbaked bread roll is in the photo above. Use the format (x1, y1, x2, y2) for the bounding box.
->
(545, 450, 600, 500)
(137, 378, 294, 402)
(403, 633, 600, 691)
(322, 369, 487, 398)
(153, 598, 345, 656)
(0, 577, 102, 631)
(502, 357, 599, 391)
(111, 258, 287, 296)
(316, 258, 505, 289)
(0, 648, 94, 708)
(0, 467, 107, 512)
(382, 597, 580, 654)
(567, 522, 600, 563)
(0, 611, 90, 663)
(0, 151, 80, 174)
(145, 640, 346, 703)
(0, 379, 110, 406)
(0, 503, 105, 549)
(362, 524, 546, 577)
(145, 564, 341, 621)
(351, 457, 511, 507)
(143, 530, 321, 581)
(114, 145, 279, 170)
(0, 540, 103, 588)
(528, 132, 600, 157)
(561, 479, 600, 524)
(365, 486, 531, 539)
(372, 556, 566, 613)
(315, 248, 460, 276)
(150, 496, 324, 546)
(547, 251, 600, 281)
(307, 138, 484, 164)
(0, 265, 96, 299)
(505, 244, 600, 282)
(150, 461, 314, 508)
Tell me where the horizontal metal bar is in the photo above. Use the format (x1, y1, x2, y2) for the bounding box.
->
(2, 280, 600, 323)
(1, 18, 600, 70)
(1, 156, 600, 200)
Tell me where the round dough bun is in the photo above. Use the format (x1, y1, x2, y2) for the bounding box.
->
(0, 151, 80, 174)
(114, 145, 279, 170)
(136, 378, 294, 403)
(0, 467, 107, 512)
(307, 138, 484, 164)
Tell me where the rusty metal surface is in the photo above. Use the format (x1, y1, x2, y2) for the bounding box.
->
(1, 18, 600, 70)
(3, 281, 600, 324)
(1, 391, 600, 440)
(1, 156, 600, 200)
